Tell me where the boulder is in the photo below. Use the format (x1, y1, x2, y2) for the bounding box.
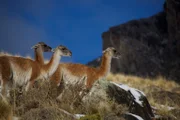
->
(165, 0, 180, 53)
(58, 79, 155, 120)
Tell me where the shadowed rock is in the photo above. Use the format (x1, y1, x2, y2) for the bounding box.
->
(58, 79, 155, 120)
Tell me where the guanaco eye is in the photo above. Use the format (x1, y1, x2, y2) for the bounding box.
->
(62, 47, 66, 50)
(44, 45, 47, 47)
(114, 50, 117, 53)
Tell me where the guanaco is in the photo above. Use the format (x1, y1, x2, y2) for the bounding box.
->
(31, 42, 52, 65)
(0, 42, 52, 63)
(50, 47, 120, 89)
(0, 45, 72, 98)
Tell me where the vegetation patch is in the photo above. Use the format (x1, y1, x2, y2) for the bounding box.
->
(0, 73, 178, 119)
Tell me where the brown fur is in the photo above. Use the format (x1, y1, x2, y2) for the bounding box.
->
(0, 56, 41, 95)
(34, 47, 44, 65)
(50, 52, 113, 88)
(33, 42, 52, 65)
(0, 45, 70, 97)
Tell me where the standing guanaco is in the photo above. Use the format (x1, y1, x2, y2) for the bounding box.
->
(50, 47, 120, 89)
(0, 42, 52, 119)
(0, 45, 72, 98)
(31, 42, 52, 65)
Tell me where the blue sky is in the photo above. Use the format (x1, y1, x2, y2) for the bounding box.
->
(0, 0, 165, 64)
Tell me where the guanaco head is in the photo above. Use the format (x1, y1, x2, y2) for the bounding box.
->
(103, 47, 120, 58)
(31, 42, 52, 52)
(52, 45, 72, 57)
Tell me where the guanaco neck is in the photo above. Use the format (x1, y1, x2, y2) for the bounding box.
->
(34, 47, 44, 65)
(42, 50, 61, 77)
(98, 53, 112, 77)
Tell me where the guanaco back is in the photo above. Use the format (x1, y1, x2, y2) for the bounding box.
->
(50, 47, 120, 88)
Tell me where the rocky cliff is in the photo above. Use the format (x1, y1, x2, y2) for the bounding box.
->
(88, 0, 180, 83)
(165, 0, 180, 53)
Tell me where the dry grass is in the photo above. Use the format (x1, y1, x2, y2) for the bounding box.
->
(0, 98, 12, 120)
(0, 73, 179, 119)
(107, 73, 179, 93)
(7, 80, 126, 120)
(10, 81, 59, 117)
(55, 79, 126, 119)
(107, 73, 180, 119)
(9, 80, 81, 119)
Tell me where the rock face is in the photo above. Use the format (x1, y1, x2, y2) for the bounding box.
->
(88, 12, 169, 78)
(88, 1, 180, 83)
(165, 0, 180, 53)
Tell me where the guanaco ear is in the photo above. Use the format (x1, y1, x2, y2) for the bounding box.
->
(103, 47, 113, 53)
(31, 44, 39, 49)
(31, 42, 42, 49)
(31, 42, 47, 49)
(51, 48, 55, 52)
(102, 50, 106, 53)
(103, 49, 108, 53)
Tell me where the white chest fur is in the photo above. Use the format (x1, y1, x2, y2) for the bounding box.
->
(48, 55, 61, 77)
(10, 62, 32, 87)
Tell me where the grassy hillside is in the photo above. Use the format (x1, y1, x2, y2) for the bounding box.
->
(0, 73, 178, 120)
(0, 52, 179, 119)
(107, 73, 180, 119)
